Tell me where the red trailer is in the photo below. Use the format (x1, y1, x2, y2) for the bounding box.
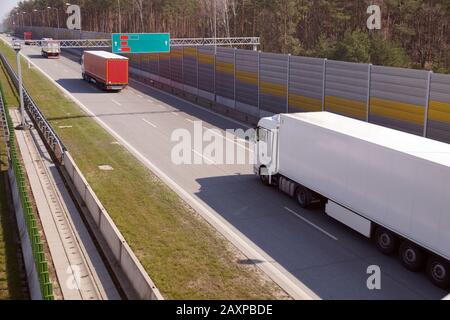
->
(23, 32, 32, 44)
(81, 51, 129, 91)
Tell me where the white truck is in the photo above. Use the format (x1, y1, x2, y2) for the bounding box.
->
(254, 111, 450, 289)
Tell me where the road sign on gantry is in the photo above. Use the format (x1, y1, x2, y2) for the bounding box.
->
(111, 33, 170, 54)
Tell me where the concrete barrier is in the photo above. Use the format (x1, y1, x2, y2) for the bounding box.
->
(62, 151, 163, 300)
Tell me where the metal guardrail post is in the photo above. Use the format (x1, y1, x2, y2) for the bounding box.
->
(196, 48, 199, 96)
(257, 51, 261, 116)
(366, 64, 372, 122)
(213, 49, 217, 103)
(286, 54, 291, 113)
(321, 58, 327, 111)
(234, 48, 237, 109)
(423, 71, 433, 137)
(181, 47, 185, 91)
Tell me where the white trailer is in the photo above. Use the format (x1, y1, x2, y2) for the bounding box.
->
(254, 111, 450, 289)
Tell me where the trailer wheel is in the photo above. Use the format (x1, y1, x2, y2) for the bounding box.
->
(399, 241, 424, 272)
(426, 256, 450, 289)
(295, 186, 312, 209)
(374, 227, 398, 255)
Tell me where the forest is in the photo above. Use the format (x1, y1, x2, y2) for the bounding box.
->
(6, 0, 450, 73)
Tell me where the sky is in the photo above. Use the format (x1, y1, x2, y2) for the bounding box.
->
(1, 0, 21, 19)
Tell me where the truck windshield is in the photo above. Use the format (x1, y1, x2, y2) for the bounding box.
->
(256, 127, 268, 142)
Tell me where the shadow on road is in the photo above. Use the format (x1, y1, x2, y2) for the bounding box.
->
(194, 174, 446, 300)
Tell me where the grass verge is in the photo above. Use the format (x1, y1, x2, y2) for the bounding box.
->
(0, 39, 287, 299)
(0, 78, 25, 300)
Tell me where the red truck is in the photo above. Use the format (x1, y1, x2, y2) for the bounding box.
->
(81, 51, 129, 91)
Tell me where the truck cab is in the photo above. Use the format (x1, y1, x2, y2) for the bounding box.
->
(254, 115, 280, 182)
(41, 39, 61, 58)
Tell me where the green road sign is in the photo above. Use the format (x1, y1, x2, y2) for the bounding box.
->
(111, 33, 170, 54)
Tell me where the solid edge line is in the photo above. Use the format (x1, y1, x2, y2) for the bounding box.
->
(14, 45, 320, 300)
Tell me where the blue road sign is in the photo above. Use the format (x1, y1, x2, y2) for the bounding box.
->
(112, 33, 170, 54)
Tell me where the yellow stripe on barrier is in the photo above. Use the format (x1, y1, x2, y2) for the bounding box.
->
(184, 47, 197, 57)
(198, 53, 214, 65)
(216, 61, 234, 74)
(289, 94, 322, 112)
(170, 49, 183, 58)
(236, 70, 257, 85)
(428, 100, 450, 124)
(261, 81, 286, 97)
(370, 97, 424, 125)
(325, 96, 366, 120)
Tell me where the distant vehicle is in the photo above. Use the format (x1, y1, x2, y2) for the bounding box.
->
(255, 112, 450, 289)
(23, 32, 32, 44)
(41, 39, 61, 59)
(81, 51, 128, 91)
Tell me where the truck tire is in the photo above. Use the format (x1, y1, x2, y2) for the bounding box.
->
(426, 256, 450, 289)
(374, 227, 398, 255)
(399, 241, 424, 272)
(259, 167, 271, 186)
(295, 186, 312, 209)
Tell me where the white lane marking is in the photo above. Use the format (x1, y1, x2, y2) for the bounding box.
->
(111, 99, 122, 106)
(285, 207, 338, 241)
(208, 128, 252, 153)
(142, 118, 157, 128)
(130, 78, 251, 129)
(192, 149, 215, 164)
(18, 49, 319, 300)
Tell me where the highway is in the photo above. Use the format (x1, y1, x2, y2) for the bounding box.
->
(9, 38, 448, 299)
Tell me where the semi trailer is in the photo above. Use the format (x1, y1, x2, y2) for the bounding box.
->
(81, 51, 129, 91)
(254, 111, 450, 289)
(23, 31, 32, 44)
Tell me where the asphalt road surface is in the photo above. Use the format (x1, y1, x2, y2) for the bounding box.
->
(7, 37, 448, 299)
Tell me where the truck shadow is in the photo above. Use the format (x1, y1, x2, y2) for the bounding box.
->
(55, 78, 102, 94)
(27, 54, 47, 60)
(194, 174, 447, 300)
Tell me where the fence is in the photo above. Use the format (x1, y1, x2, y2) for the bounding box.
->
(13, 26, 450, 143)
(0, 81, 54, 300)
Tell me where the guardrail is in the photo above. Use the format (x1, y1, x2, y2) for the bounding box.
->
(0, 81, 54, 300)
(0, 47, 163, 300)
(0, 52, 66, 162)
